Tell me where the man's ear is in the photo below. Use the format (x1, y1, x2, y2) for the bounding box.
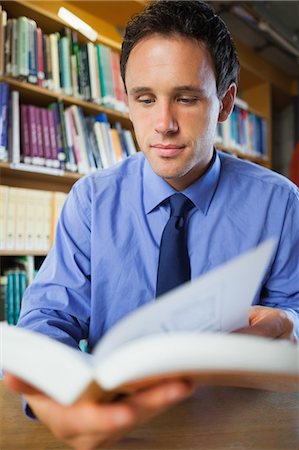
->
(218, 83, 237, 122)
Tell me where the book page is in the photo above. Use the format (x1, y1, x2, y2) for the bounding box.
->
(94, 239, 276, 362)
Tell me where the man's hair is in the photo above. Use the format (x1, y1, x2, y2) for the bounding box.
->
(120, 0, 240, 98)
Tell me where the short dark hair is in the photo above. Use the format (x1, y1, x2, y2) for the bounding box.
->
(120, 0, 240, 98)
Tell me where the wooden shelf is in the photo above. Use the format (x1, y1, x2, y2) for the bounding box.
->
(216, 145, 271, 168)
(0, 76, 132, 128)
(0, 250, 48, 257)
(0, 162, 81, 192)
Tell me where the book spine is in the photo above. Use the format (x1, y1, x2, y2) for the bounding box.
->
(49, 102, 66, 169)
(0, 9, 7, 76)
(87, 42, 101, 104)
(37, 27, 45, 88)
(5, 271, 14, 325)
(47, 108, 59, 168)
(0, 185, 9, 250)
(19, 271, 27, 312)
(93, 121, 110, 168)
(49, 32, 61, 92)
(123, 130, 137, 155)
(15, 188, 27, 251)
(80, 45, 91, 101)
(10, 90, 21, 164)
(35, 106, 45, 164)
(63, 107, 78, 172)
(17, 17, 29, 78)
(0, 275, 7, 322)
(40, 107, 52, 165)
(86, 116, 102, 169)
(28, 19, 38, 84)
(77, 107, 96, 170)
(115, 122, 129, 158)
(59, 36, 72, 96)
(20, 105, 31, 164)
(12, 271, 20, 325)
(11, 19, 17, 77)
(0, 81, 9, 161)
(65, 107, 87, 174)
(71, 30, 81, 98)
(27, 105, 39, 163)
(4, 18, 12, 76)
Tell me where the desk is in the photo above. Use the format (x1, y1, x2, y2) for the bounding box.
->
(1, 382, 299, 450)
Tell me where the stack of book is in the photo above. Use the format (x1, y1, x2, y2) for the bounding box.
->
(0, 8, 127, 112)
(0, 83, 137, 172)
(0, 255, 42, 324)
(215, 99, 267, 158)
(0, 186, 67, 253)
(0, 269, 26, 325)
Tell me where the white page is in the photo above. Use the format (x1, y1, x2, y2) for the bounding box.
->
(94, 239, 276, 361)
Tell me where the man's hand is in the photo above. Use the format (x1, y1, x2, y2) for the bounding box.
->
(238, 306, 297, 342)
(4, 372, 196, 450)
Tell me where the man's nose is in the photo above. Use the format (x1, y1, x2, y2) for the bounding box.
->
(154, 102, 178, 135)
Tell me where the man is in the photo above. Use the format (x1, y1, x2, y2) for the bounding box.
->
(5, 1, 299, 448)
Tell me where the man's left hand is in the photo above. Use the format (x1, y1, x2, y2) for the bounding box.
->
(238, 306, 297, 343)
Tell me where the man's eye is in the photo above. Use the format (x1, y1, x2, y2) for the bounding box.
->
(177, 97, 198, 104)
(137, 97, 154, 104)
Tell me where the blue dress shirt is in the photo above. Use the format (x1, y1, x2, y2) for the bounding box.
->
(18, 150, 299, 347)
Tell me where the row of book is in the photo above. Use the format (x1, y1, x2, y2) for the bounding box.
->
(0, 7, 127, 112)
(0, 82, 137, 172)
(0, 270, 26, 324)
(0, 255, 42, 324)
(0, 186, 67, 252)
(215, 101, 267, 158)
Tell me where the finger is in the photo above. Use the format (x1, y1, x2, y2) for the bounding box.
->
(124, 378, 196, 428)
(3, 372, 42, 395)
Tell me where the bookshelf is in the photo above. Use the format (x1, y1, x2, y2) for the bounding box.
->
(0, 0, 298, 232)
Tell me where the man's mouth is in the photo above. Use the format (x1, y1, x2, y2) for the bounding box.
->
(150, 144, 185, 157)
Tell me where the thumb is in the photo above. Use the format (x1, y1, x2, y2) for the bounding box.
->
(3, 372, 42, 395)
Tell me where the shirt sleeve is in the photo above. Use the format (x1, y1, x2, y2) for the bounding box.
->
(18, 178, 92, 349)
(259, 189, 299, 338)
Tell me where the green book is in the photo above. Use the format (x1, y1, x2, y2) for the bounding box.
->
(96, 44, 114, 105)
(5, 271, 14, 325)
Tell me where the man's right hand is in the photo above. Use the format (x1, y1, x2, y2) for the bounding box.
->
(4, 372, 195, 450)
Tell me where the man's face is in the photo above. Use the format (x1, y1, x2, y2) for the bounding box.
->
(125, 34, 232, 191)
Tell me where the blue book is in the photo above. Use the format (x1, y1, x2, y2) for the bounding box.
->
(95, 113, 116, 165)
(0, 82, 9, 160)
(28, 19, 38, 84)
(77, 108, 96, 170)
(12, 271, 21, 325)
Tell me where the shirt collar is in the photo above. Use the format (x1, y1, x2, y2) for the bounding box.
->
(143, 149, 221, 215)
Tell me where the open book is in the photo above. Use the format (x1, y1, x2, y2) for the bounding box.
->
(1, 239, 299, 404)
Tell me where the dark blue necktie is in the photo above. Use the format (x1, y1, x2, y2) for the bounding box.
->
(156, 193, 194, 297)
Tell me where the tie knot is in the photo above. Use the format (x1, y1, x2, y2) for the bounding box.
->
(169, 193, 194, 218)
